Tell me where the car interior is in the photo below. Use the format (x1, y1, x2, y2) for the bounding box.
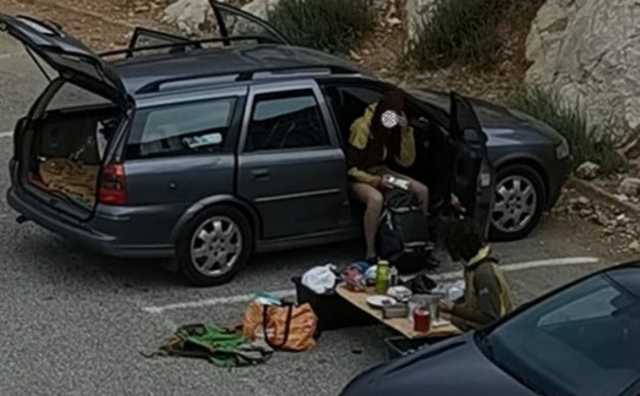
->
(26, 84, 122, 209)
(322, 84, 455, 212)
(245, 91, 329, 151)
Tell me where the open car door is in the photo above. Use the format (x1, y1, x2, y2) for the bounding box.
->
(99, 2, 291, 59)
(125, 27, 200, 56)
(450, 92, 495, 239)
(209, 0, 290, 45)
(0, 14, 128, 109)
(98, 27, 203, 59)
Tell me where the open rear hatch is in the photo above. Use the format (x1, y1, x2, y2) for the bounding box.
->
(0, 15, 128, 106)
(1, 15, 130, 220)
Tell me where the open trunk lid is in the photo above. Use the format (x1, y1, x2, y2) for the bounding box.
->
(0, 14, 129, 109)
(1, 15, 130, 221)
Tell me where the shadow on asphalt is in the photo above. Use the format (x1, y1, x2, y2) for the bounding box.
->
(39, 236, 362, 289)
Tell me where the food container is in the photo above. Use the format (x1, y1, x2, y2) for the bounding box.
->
(382, 303, 410, 319)
(387, 286, 412, 302)
(383, 174, 410, 190)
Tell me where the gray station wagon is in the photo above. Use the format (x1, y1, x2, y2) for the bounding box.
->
(2, 3, 570, 285)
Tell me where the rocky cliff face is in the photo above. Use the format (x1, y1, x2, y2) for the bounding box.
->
(526, 0, 640, 143)
(405, 0, 434, 49)
(162, 0, 214, 36)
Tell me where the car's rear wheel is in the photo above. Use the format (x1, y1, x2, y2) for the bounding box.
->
(490, 164, 546, 241)
(177, 205, 252, 286)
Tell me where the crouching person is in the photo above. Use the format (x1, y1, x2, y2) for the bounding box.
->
(440, 220, 513, 331)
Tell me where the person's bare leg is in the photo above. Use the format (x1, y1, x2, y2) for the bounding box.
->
(351, 183, 384, 258)
(409, 180, 430, 215)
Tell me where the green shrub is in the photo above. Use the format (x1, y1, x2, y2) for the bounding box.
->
(408, 0, 500, 69)
(509, 86, 627, 175)
(267, 0, 374, 54)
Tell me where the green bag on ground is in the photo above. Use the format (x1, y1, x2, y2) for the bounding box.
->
(148, 324, 273, 367)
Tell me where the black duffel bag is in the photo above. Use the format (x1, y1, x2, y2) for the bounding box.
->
(376, 189, 433, 273)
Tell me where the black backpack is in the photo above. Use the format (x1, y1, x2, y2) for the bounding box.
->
(376, 189, 433, 273)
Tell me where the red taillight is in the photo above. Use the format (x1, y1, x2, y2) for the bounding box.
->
(99, 163, 127, 205)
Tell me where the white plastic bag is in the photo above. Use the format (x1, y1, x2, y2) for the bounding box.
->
(302, 264, 337, 294)
(434, 280, 466, 304)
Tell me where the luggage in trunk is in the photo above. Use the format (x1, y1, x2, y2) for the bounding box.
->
(37, 158, 99, 207)
(26, 107, 120, 213)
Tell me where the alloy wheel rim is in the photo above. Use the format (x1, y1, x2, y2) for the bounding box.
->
(491, 175, 538, 234)
(190, 216, 242, 277)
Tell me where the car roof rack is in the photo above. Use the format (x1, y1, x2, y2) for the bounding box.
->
(99, 35, 283, 60)
(135, 65, 360, 95)
(100, 1, 290, 60)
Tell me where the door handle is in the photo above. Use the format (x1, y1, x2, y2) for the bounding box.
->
(251, 169, 270, 180)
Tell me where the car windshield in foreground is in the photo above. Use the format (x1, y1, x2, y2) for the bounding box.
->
(478, 268, 640, 396)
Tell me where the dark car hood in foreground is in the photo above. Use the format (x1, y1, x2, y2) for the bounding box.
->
(341, 334, 537, 396)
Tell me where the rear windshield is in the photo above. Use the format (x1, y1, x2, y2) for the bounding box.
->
(47, 82, 110, 110)
(126, 98, 236, 160)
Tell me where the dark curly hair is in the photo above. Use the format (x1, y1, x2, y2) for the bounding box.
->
(446, 219, 485, 262)
(370, 89, 406, 137)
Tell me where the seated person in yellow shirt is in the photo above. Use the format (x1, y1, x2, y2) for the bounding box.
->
(345, 89, 429, 262)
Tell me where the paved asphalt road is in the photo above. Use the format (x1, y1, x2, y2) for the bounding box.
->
(0, 35, 631, 396)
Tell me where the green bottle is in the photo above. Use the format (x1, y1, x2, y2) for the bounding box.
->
(375, 260, 390, 294)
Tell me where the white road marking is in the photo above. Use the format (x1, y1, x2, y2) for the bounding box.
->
(142, 256, 601, 314)
(143, 289, 296, 314)
(0, 52, 23, 60)
(502, 256, 600, 271)
(0, 131, 12, 138)
(429, 256, 601, 282)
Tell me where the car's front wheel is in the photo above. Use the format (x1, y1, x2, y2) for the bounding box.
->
(177, 205, 252, 286)
(489, 164, 546, 241)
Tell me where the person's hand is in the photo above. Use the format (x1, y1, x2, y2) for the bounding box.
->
(372, 176, 385, 191)
(398, 112, 408, 128)
(451, 194, 466, 213)
(439, 300, 454, 313)
(381, 174, 395, 190)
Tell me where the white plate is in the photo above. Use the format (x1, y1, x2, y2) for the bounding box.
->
(366, 295, 397, 308)
(431, 318, 452, 328)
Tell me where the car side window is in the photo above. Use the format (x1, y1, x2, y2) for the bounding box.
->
(245, 89, 329, 151)
(326, 86, 384, 144)
(126, 98, 236, 160)
(339, 86, 384, 107)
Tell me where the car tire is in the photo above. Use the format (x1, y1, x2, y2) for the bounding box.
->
(489, 164, 546, 242)
(177, 205, 252, 287)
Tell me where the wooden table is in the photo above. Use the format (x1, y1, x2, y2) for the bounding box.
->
(336, 284, 462, 339)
